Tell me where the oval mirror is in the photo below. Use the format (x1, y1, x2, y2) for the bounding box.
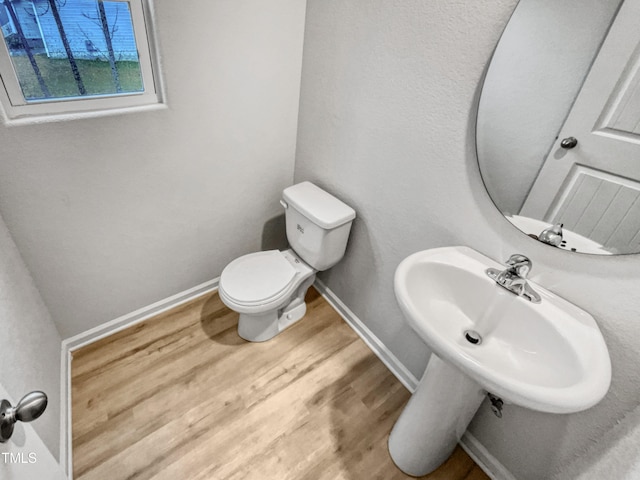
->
(475, 0, 640, 255)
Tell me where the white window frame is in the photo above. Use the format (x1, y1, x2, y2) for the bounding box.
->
(0, 0, 163, 122)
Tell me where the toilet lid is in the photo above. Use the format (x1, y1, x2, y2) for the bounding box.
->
(221, 250, 298, 304)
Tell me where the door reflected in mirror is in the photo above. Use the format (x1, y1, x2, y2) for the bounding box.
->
(476, 0, 640, 255)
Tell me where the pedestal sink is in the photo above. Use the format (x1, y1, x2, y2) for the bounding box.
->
(388, 246, 611, 476)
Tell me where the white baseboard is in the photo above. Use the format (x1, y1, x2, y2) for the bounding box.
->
(62, 278, 220, 352)
(313, 278, 419, 393)
(461, 431, 518, 480)
(59, 278, 219, 478)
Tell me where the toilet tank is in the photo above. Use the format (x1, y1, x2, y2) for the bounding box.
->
(282, 182, 356, 271)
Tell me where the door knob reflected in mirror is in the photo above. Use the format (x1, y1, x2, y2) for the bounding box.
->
(560, 137, 578, 149)
(0, 391, 48, 442)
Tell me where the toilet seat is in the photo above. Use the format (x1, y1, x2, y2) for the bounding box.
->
(220, 250, 301, 307)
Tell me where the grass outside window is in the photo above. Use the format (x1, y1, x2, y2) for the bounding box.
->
(11, 54, 143, 100)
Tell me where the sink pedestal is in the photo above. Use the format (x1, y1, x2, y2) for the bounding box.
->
(388, 354, 485, 476)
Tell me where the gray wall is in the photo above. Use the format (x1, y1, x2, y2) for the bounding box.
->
(0, 213, 61, 460)
(295, 1, 640, 479)
(0, 0, 307, 338)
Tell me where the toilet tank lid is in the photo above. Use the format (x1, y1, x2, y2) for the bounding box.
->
(283, 181, 356, 229)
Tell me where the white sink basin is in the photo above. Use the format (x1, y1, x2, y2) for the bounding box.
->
(394, 246, 611, 414)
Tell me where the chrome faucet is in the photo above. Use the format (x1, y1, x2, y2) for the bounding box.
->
(538, 223, 564, 247)
(486, 254, 541, 303)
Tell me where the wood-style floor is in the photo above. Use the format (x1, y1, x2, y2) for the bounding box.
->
(72, 287, 489, 480)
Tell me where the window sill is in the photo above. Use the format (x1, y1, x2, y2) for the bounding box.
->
(0, 101, 169, 127)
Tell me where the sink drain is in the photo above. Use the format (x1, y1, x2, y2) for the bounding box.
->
(464, 330, 482, 345)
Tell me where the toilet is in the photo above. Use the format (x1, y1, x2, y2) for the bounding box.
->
(219, 181, 356, 342)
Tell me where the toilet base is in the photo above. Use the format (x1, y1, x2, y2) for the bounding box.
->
(237, 275, 316, 342)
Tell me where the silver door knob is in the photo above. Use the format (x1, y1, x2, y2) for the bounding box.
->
(0, 391, 48, 442)
(560, 137, 578, 149)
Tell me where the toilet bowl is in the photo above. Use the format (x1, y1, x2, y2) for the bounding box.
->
(219, 249, 316, 342)
(219, 181, 355, 342)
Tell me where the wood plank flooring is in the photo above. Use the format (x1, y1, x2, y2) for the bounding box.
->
(72, 287, 489, 480)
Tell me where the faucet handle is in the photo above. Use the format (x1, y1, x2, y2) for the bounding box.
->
(505, 254, 532, 278)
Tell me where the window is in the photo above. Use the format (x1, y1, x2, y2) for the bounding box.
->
(0, 0, 161, 120)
